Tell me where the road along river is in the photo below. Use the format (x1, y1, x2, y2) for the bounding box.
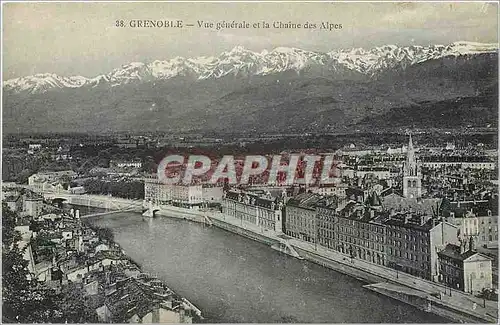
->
(86, 211, 449, 323)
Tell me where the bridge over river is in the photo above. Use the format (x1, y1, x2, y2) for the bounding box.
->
(26, 182, 496, 322)
(15, 184, 144, 214)
(87, 211, 449, 323)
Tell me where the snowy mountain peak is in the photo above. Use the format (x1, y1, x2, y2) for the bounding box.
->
(4, 41, 497, 94)
(449, 41, 498, 54)
(229, 45, 248, 53)
(272, 47, 301, 53)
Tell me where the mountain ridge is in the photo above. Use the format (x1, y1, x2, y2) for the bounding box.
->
(2, 41, 497, 134)
(4, 41, 498, 95)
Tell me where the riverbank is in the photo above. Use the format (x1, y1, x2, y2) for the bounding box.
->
(80, 217, 204, 322)
(154, 205, 206, 223)
(88, 210, 445, 323)
(363, 283, 493, 323)
(75, 196, 497, 323)
(154, 207, 497, 323)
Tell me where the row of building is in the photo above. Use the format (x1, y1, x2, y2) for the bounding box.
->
(6, 188, 199, 323)
(216, 136, 496, 294)
(287, 192, 494, 291)
(144, 177, 224, 207)
(3, 186, 45, 218)
(220, 187, 495, 295)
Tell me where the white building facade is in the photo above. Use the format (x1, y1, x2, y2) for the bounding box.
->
(222, 190, 283, 232)
(144, 178, 203, 206)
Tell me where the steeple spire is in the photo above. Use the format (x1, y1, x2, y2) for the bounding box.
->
(402, 132, 422, 199)
(406, 133, 416, 176)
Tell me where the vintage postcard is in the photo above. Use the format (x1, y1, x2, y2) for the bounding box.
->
(2, 1, 499, 324)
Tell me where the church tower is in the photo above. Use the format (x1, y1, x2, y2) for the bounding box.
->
(403, 134, 422, 198)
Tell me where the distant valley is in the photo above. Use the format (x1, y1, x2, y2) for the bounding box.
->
(3, 42, 498, 134)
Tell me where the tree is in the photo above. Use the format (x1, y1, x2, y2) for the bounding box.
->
(2, 204, 34, 322)
(59, 174, 72, 190)
(15, 169, 33, 184)
(141, 156, 157, 173)
(2, 205, 62, 323)
(57, 283, 98, 323)
(2, 242, 32, 321)
(2, 204, 20, 244)
(17, 287, 63, 323)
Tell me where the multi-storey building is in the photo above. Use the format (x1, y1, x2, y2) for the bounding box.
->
(144, 177, 204, 207)
(4, 194, 22, 213)
(384, 213, 433, 279)
(334, 202, 387, 266)
(316, 200, 338, 250)
(144, 177, 166, 203)
(438, 239, 493, 293)
(477, 214, 499, 248)
(110, 160, 143, 169)
(441, 198, 498, 248)
(355, 167, 392, 180)
(309, 183, 348, 198)
(331, 197, 459, 280)
(421, 161, 496, 171)
(284, 193, 323, 243)
(222, 189, 283, 232)
(28, 170, 77, 193)
(201, 185, 224, 204)
(27, 143, 42, 154)
(384, 213, 459, 281)
(24, 195, 44, 218)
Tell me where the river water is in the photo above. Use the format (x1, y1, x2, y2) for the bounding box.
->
(85, 210, 449, 323)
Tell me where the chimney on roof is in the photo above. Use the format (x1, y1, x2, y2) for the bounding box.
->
(460, 239, 466, 254)
(432, 218, 438, 227)
(468, 236, 475, 252)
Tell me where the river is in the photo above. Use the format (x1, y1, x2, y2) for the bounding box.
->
(85, 210, 449, 323)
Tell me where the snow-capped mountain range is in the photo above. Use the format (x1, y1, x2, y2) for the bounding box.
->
(4, 41, 498, 94)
